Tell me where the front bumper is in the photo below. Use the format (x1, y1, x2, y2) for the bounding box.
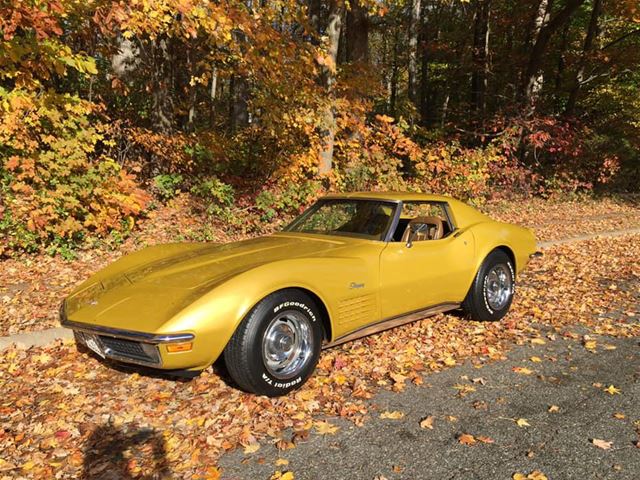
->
(61, 317, 195, 369)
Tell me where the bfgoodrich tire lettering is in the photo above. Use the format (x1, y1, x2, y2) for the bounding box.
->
(462, 249, 515, 322)
(223, 289, 323, 396)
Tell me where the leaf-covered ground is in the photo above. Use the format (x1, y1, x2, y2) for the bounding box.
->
(0, 197, 639, 479)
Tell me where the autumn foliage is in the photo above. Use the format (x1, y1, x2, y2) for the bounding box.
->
(1, 0, 639, 254)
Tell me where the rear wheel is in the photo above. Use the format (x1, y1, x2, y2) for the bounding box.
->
(462, 249, 515, 322)
(223, 290, 323, 396)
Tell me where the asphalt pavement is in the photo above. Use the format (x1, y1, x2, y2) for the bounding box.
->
(219, 329, 640, 480)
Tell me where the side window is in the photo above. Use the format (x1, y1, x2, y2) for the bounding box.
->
(391, 202, 453, 242)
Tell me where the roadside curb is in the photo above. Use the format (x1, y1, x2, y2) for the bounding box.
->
(1, 227, 639, 352)
(0, 327, 73, 351)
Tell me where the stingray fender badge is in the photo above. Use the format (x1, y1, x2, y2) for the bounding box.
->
(349, 282, 365, 289)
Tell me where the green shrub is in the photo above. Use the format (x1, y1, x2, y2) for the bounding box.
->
(190, 177, 235, 217)
(153, 173, 184, 200)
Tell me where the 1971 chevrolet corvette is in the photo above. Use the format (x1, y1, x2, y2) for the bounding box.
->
(61, 192, 538, 396)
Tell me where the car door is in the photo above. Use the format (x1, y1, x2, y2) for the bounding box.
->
(378, 220, 475, 320)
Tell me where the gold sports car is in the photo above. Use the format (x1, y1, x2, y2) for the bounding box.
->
(61, 192, 538, 396)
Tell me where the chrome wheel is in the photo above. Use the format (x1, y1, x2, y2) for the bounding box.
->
(262, 310, 313, 380)
(484, 264, 513, 310)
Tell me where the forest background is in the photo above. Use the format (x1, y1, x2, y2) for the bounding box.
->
(1, 0, 639, 256)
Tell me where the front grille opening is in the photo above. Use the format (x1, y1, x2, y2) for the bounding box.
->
(98, 336, 159, 364)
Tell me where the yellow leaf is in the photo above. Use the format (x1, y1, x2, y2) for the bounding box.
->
(548, 405, 560, 413)
(530, 356, 543, 363)
(270, 472, 295, 480)
(513, 471, 548, 480)
(22, 461, 35, 471)
(513, 367, 534, 375)
(529, 472, 548, 480)
(443, 357, 457, 366)
(243, 443, 260, 454)
(584, 340, 597, 352)
(275, 459, 289, 466)
(530, 338, 546, 345)
(516, 418, 530, 428)
(613, 413, 625, 419)
(604, 385, 621, 395)
(314, 421, 339, 435)
(380, 410, 405, 420)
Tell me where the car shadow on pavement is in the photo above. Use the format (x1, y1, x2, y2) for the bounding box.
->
(82, 424, 171, 479)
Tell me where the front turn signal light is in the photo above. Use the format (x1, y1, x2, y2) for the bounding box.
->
(166, 342, 193, 353)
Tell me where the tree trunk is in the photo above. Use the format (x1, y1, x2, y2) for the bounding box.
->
(470, 0, 491, 116)
(318, 2, 344, 175)
(522, 0, 586, 113)
(209, 65, 218, 125)
(229, 75, 249, 134)
(346, 0, 369, 63)
(408, 0, 421, 105)
(554, 22, 571, 93)
(389, 24, 400, 117)
(565, 0, 602, 116)
(152, 36, 174, 134)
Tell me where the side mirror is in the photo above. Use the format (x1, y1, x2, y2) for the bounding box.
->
(406, 223, 428, 248)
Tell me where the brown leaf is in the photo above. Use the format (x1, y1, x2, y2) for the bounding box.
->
(419, 416, 434, 430)
(458, 433, 477, 445)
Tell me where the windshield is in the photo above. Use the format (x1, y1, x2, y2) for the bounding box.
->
(283, 199, 397, 240)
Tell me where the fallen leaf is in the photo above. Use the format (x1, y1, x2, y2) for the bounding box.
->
(548, 405, 560, 413)
(530, 338, 546, 345)
(380, 410, 405, 420)
(314, 421, 339, 435)
(458, 433, 476, 445)
(591, 438, 613, 450)
(613, 413, 625, 420)
(419, 416, 434, 430)
(513, 367, 534, 375)
(243, 443, 260, 454)
(604, 385, 621, 395)
(530, 356, 543, 363)
(516, 418, 530, 428)
(270, 472, 294, 480)
(453, 384, 476, 396)
(513, 471, 548, 480)
(275, 459, 289, 466)
(476, 435, 494, 444)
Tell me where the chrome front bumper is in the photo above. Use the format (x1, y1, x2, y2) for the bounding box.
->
(61, 317, 195, 368)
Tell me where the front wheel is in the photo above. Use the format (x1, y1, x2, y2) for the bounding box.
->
(223, 290, 323, 396)
(462, 249, 515, 322)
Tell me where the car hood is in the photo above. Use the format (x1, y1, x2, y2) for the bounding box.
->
(65, 233, 351, 331)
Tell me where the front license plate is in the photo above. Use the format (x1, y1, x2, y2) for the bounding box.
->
(83, 334, 105, 358)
